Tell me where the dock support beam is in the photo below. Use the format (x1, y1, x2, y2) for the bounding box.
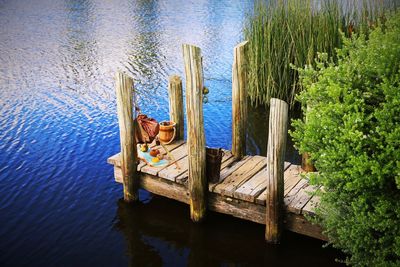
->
(231, 41, 248, 159)
(182, 44, 207, 222)
(168, 75, 184, 140)
(266, 98, 288, 243)
(115, 72, 139, 202)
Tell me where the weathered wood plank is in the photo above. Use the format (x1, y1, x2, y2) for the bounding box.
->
(139, 173, 326, 240)
(151, 140, 185, 156)
(168, 75, 184, 140)
(107, 153, 121, 167)
(302, 193, 321, 216)
(158, 155, 189, 182)
(284, 164, 304, 196)
(140, 174, 190, 204)
(234, 162, 291, 202)
(211, 156, 251, 192)
(287, 184, 318, 214)
(115, 72, 139, 202)
(284, 178, 308, 207)
(266, 98, 289, 243)
(175, 171, 189, 185)
(183, 44, 207, 222)
(284, 213, 327, 241)
(141, 143, 187, 176)
(107, 140, 183, 168)
(217, 156, 266, 197)
(175, 149, 235, 187)
(208, 193, 265, 224)
(231, 41, 248, 159)
(114, 166, 123, 184)
(111, 166, 326, 240)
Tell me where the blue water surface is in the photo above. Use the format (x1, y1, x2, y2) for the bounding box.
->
(0, 1, 341, 266)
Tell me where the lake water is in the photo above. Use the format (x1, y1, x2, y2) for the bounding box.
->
(0, 0, 343, 266)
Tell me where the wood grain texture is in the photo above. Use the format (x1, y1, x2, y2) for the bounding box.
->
(287, 184, 317, 214)
(110, 161, 326, 241)
(234, 162, 291, 202)
(284, 213, 327, 241)
(231, 41, 248, 159)
(265, 98, 289, 243)
(176, 149, 234, 187)
(115, 72, 139, 202)
(141, 143, 187, 176)
(182, 44, 207, 222)
(210, 156, 251, 192)
(284, 178, 308, 207)
(168, 75, 184, 140)
(158, 155, 189, 182)
(216, 156, 266, 197)
(140, 172, 325, 240)
(302, 192, 321, 216)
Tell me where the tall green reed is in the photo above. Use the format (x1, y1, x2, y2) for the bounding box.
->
(244, 0, 397, 107)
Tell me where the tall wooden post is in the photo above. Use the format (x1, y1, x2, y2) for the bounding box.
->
(232, 41, 248, 159)
(168, 75, 184, 140)
(182, 44, 207, 222)
(115, 72, 139, 202)
(266, 98, 288, 243)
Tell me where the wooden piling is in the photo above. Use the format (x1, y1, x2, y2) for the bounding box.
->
(115, 72, 139, 202)
(168, 75, 184, 140)
(266, 98, 289, 243)
(231, 41, 248, 159)
(182, 44, 207, 222)
(302, 153, 316, 172)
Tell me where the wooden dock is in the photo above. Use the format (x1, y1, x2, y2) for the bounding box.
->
(111, 42, 325, 243)
(107, 140, 325, 241)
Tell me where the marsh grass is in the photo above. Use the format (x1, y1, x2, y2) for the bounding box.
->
(244, 0, 397, 107)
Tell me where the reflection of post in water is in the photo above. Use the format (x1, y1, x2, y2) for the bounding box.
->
(187, 224, 208, 267)
(114, 199, 163, 266)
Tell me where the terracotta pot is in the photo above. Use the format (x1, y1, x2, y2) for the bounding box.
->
(159, 121, 176, 144)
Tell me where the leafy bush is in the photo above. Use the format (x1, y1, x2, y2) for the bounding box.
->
(290, 13, 400, 266)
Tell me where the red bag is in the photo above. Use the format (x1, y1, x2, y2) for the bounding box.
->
(135, 114, 159, 143)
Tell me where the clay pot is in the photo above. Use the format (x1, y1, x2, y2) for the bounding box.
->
(159, 121, 176, 144)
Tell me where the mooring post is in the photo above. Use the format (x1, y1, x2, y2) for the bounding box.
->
(231, 41, 248, 159)
(168, 75, 184, 140)
(182, 44, 207, 222)
(115, 72, 139, 202)
(266, 98, 289, 243)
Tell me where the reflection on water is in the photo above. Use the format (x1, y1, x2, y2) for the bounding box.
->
(0, 0, 339, 266)
(116, 197, 341, 266)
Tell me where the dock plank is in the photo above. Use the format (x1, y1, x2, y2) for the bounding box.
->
(255, 164, 303, 205)
(106, 140, 184, 168)
(158, 155, 189, 182)
(141, 143, 187, 176)
(284, 178, 308, 207)
(302, 192, 321, 216)
(214, 156, 266, 197)
(176, 149, 235, 186)
(284, 165, 304, 195)
(287, 184, 318, 214)
(209, 156, 251, 191)
(234, 162, 291, 202)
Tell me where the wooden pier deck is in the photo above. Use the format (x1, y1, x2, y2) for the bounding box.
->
(107, 140, 325, 241)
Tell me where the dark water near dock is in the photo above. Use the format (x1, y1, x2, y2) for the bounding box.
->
(0, 0, 342, 266)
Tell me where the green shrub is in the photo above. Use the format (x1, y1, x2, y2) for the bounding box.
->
(291, 13, 400, 266)
(243, 0, 395, 107)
